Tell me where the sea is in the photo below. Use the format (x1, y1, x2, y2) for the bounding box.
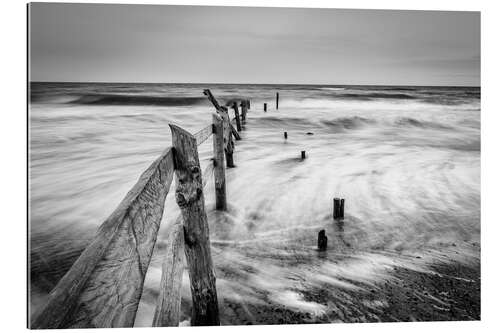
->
(29, 82, 480, 325)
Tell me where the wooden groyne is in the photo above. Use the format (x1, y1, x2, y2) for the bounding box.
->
(31, 90, 250, 328)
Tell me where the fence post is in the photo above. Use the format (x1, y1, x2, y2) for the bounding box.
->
(232, 102, 242, 131)
(240, 100, 247, 122)
(276, 92, 279, 109)
(212, 113, 227, 210)
(169, 124, 220, 326)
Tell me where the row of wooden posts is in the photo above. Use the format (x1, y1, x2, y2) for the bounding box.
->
(31, 89, 345, 328)
(31, 89, 250, 329)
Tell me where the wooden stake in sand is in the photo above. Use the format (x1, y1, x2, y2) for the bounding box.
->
(318, 230, 328, 251)
(333, 198, 345, 220)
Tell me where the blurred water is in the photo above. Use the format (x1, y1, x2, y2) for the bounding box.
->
(29, 83, 480, 324)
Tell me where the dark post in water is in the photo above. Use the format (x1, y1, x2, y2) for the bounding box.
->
(276, 92, 279, 109)
(318, 230, 327, 251)
(264, 103, 267, 112)
(240, 100, 247, 122)
(212, 113, 227, 211)
(232, 102, 242, 131)
(301, 151, 306, 159)
(284, 131, 288, 139)
(333, 198, 345, 219)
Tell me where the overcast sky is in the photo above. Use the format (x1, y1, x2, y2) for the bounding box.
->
(29, 3, 480, 86)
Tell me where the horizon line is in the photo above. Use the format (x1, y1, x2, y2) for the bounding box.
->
(28, 80, 481, 88)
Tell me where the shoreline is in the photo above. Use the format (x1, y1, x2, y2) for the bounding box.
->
(215, 256, 480, 325)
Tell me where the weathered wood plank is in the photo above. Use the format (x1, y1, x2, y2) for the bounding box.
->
(202, 159, 215, 188)
(152, 219, 185, 327)
(31, 148, 175, 329)
(194, 124, 213, 146)
(169, 124, 220, 326)
(212, 113, 227, 211)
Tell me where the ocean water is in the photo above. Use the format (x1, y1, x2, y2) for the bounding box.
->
(29, 83, 480, 324)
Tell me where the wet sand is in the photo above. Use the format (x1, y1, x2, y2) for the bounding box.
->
(214, 250, 480, 325)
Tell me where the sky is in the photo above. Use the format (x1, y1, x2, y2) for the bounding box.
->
(29, 3, 480, 86)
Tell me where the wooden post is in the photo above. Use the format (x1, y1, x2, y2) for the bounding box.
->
(232, 102, 242, 131)
(276, 92, 279, 109)
(333, 198, 344, 219)
(212, 113, 227, 210)
(264, 103, 267, 112)
(318, 230, 328, 251)
(284, 132, 288, 139)
(225, 148, 234, 168)
(169, 124, 220, 326)
(220, 107, 236, 167)
(340, 199, 345, 219)
(247, 99, 250, 110)
(240, 100, 247, 122)
(301, 151, 306, 159)
(153, 220, 185, 327)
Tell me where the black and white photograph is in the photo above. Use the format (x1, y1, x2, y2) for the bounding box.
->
(26, 1, 482, 329)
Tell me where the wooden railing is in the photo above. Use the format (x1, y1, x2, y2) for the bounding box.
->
(31, 90, 251, 328)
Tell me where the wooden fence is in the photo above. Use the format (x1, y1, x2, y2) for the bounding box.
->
(30, 90, 251, 328)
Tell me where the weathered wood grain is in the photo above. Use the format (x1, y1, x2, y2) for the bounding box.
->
(31, 148, 175, 329)
(212, 113, 227, 211)
(170, 124, 220, 326)
(151, 158, 214, 328)
(202, 160, 215, 188)
(152, 219, 185, 327)
(194, 124, 213, 146)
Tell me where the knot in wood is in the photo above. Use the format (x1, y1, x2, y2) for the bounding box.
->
(175, 164, 202, 207)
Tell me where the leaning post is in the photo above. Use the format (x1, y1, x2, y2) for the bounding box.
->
(169, 124, 220, 326)
(232, 102, 242, 131)
(212, 113, 227, 210)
